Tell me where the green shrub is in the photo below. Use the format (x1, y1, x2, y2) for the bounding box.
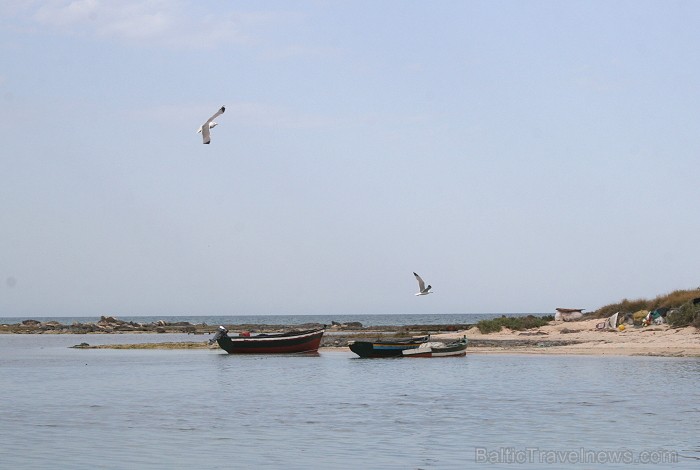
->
(476, 315, 551, 334)
(477, 318, 505, 334)
(667, 301, 700, 328)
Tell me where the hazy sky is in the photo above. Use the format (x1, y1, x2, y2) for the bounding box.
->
(2, 1, 699, 317)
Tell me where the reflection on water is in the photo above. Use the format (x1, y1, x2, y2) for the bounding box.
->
(1, 335, 698, 469)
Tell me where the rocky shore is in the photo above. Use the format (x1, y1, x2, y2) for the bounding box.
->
(0, 316, 473, 345)
(0, 316, 207, 334)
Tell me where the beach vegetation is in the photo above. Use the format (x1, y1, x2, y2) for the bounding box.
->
(476, 315, 552, 334)
(667, 301, 700, 329)
(592, 288, 700, 318)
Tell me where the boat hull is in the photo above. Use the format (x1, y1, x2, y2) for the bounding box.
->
(349, 336, 429, 358)
(215, 328, 325, 354)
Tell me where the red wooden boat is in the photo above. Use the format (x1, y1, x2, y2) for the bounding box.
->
(209, 326, 325, 354)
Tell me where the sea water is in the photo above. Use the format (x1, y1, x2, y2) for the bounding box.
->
(1, 333, 699, 469)
(0, 312, 544, 327)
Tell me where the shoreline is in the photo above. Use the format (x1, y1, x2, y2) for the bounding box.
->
(4, 317, 698, 357)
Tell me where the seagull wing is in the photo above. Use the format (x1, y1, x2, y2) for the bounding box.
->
(413, 272, 426, 291)
(200, 106, 225, 144)
(205, 106, 225, 124)
(201, 124, 211, 144)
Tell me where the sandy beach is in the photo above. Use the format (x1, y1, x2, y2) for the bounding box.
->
(432, 318, 700, 357)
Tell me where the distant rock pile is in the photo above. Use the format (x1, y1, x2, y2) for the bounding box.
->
(1, 317, 476, 337)
(2, 316, 205, 334)
(330, 321, 363, 329)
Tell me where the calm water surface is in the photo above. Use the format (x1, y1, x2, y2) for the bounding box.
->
(0, 312, 544, 327)
(1, 334, 699, 469)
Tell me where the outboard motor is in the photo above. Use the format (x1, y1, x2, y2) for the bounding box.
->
(208, 325, 228, 345)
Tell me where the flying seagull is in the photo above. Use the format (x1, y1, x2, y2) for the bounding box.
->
(413, 272, 433, 296)
(197, 105, 225, 144)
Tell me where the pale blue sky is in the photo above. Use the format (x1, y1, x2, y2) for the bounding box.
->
(1, 1, 699, 317)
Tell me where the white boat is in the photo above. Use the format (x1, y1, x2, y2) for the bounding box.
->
(402, 337, 468, 358)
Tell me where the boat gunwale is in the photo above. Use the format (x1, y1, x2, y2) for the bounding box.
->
(226, 328, 325, 343)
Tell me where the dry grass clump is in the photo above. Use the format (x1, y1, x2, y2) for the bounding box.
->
(593, 288, 700, 318)
(71, 342, 212, 349)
